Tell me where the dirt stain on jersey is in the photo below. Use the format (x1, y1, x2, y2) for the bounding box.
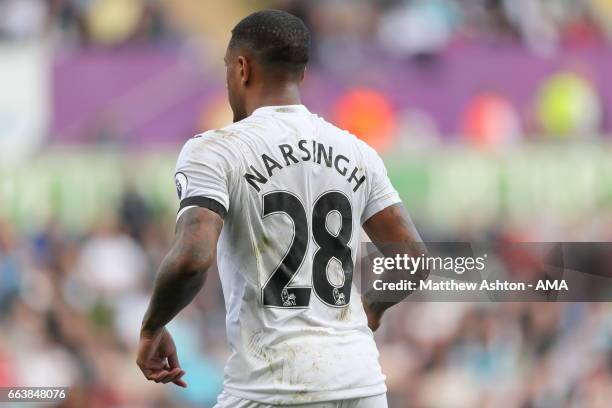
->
(246, 331, 273, 363)
(287, 390, 313, 405)
(257, 234, 272, 252)
(246, 331, 328, 388)
(212, 129, 231, 137)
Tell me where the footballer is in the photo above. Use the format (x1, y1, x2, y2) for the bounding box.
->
(137, 10, 427, 408)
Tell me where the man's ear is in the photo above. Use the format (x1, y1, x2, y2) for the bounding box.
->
(238, 56, 250, 85)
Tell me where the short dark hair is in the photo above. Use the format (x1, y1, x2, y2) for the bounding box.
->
(229, 10, 310, 76)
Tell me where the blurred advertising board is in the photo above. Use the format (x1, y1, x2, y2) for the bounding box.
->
(1, 145, 610, 232)
(50, 47, 612, 146)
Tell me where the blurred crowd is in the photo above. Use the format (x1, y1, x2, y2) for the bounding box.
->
(2, 0, 612, 54)
(0, 190, 226, 407)
(278, 0, 612, 60)
(0, 0, 177, 46)
(2, 0, 610, 145)
(1, 190, 611, 407)
(379, 302, 612, 407)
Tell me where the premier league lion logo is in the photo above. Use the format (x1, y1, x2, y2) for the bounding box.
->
(175, 172, 188, 199)
(333, 288, 346, 306)
(281, 288, 297, 307)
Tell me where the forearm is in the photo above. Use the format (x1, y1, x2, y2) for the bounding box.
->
(141, 208, 221, 333)
(141, 249, 209, 333)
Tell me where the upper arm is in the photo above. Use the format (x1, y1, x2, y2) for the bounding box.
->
(363, 203, 423, 250)
(171, 134, 231, 270)
(363, 204, 427, 278)
(171, 207, 223, 272)
(363, 203, 428, 279)
(362, 203, 428, 310)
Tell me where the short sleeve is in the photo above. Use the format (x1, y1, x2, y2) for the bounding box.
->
(174, 133, 231, 220)
(361, 147, 401, 224)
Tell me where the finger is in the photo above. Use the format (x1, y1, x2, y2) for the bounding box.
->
(173, 378, 188, 388)
(161, 369, 184, 384)
(148, 370, 170, 382)
(167, 350, 181, 369)
(139, 364, 165, 380)
(153, 374, 170, 383)
(142, 365, 166, 380)
(156, 368, 181, 384)
(146, 370, 162, 381)
(159, 368, 181, 383)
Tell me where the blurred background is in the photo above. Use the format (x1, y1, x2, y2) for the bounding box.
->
(1, 0, 612, 407)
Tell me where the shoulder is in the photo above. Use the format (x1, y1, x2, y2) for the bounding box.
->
(186, 128, 233, 146)
(177, 129, 240, 168)
(191, 116, 270, 145)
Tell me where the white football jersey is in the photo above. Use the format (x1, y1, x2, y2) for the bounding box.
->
(175, 105, 400, 405)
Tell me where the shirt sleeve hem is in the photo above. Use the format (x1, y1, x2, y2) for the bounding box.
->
(176, 196, 228, 221)
(361, 193, 402, 224)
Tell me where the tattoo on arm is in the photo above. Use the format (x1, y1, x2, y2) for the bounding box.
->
(141, 208, 223, 333)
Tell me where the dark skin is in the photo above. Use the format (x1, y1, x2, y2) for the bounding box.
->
(137, 43, 427, 388)
(224, 46, 304, 122)
(362, 203, 429, 331)
(137, 208, 222, 387)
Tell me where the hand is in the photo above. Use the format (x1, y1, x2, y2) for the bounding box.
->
(362, 299, 384, 332)
(136, 327, 187, 388)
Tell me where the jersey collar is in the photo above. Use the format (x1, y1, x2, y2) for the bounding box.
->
(251, 105, 310, 116)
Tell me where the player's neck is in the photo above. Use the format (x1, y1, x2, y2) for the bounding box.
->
(245, 83, 302, 117)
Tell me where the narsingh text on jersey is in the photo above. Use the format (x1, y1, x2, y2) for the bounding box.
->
(243, 139, 366, 193)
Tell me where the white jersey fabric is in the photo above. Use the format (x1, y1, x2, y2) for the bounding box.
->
(214, 390, 388, 408)
(174, 105, 400, 405)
